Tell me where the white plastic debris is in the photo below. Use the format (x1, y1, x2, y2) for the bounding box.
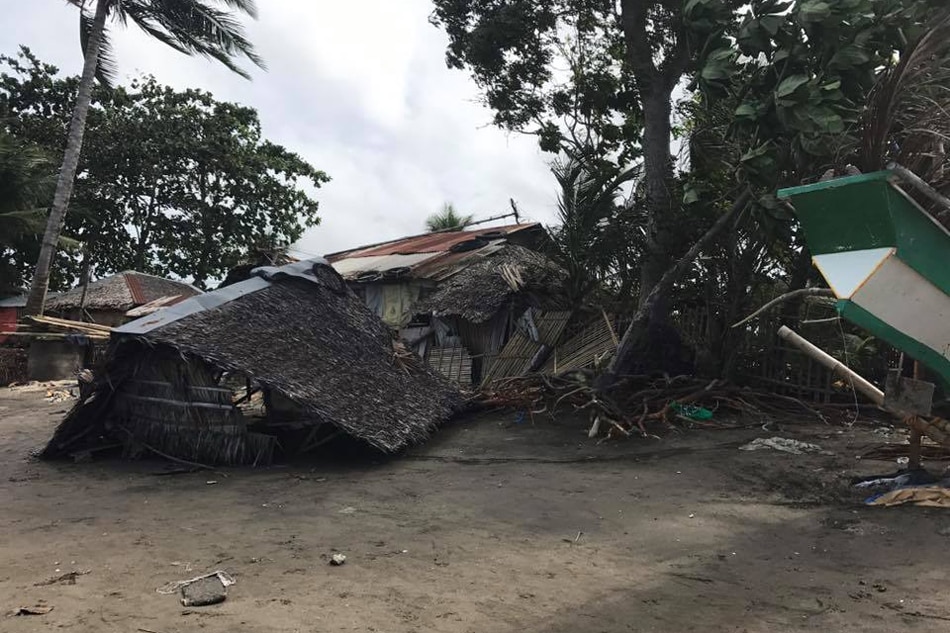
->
(157, 570, 235, 595)
(739, 437, 832, 455)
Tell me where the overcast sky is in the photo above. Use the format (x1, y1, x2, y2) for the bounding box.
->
(2, 1, 558, 258)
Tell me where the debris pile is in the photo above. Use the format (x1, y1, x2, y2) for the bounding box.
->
(475, 374, 833, 439)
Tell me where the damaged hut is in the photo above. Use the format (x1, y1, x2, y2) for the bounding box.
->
(45, 270, 202, 325)
(41, 259, 461, 466)
(328, 224, 570, 385)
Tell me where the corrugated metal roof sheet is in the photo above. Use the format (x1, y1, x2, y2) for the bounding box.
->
(116, 259, 330, 335)
(328, 224, 541, 282)
(331, 253, 440, 279)
(330, 224, 539, 259)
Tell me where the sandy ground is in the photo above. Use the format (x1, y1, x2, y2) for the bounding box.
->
(2, 386, 950, 632)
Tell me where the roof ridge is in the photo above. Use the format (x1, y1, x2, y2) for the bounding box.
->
(325, 222, 541, 259)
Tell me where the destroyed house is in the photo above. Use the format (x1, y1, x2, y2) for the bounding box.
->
(42, 259, 461, 466)
(327, 224, 570, 386)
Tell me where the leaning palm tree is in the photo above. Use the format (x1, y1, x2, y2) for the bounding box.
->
(425, 203, 473, 232)
(24, 0, 264, 315)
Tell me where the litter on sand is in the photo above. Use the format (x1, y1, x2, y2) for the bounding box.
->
(852, 469, 938, 491)
(157, 570, 235, 607)
(8, 604, 53, 616)
(330, 553, 347, 566)
(739, 437, 832, 455)
(34, 570, 90, 586)
(865, 487, 950, 508)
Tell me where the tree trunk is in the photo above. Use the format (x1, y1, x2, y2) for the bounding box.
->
(24, 0, 108, 316)
(598, 190, 751, 387)
(638, 88, 677, 311)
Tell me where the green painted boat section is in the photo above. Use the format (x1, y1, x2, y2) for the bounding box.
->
(837, 300, 950, 391)
(779, 170, 950, 294)
(778, 172, 896, 255)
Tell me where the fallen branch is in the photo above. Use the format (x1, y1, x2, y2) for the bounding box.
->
(600, 189, 753, 388)
(732, 288, 835, 329)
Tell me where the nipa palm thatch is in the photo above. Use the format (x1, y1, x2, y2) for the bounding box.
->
(415, 245, 567, 324)
(42, 260, 462, 465)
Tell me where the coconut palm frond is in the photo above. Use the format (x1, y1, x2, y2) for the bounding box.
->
(860, 9, 950, 190)
(120, 0, 264, 79)
(80, 4, 119, 87)
(425, 203, 473, 232)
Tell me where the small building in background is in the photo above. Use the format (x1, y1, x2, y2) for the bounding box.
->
(45, 270, 202, 326)
(1, 272, 202, 382)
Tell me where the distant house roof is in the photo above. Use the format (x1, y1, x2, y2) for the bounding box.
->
(45, 272, 202, 312)
(327, 223, 545, 283)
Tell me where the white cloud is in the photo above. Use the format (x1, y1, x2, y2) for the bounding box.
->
(1, 0, 558, 259)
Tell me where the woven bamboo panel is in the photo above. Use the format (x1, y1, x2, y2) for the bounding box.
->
(543, 315, 618, 374)
(428, 345, 473, 384)
(482, 310, 572, 385)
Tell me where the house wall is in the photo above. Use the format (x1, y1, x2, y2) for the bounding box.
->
(359, 282, 424, 328)
(47, 308, 129, 328)
(0, 307, 17, 345)
(27, 340, 86, 381)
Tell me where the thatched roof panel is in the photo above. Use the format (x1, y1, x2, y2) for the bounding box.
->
(46, 271, 200, 312)
(415, 245, 567, 323)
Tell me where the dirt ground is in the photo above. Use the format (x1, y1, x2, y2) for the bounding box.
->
(2, 386, 950, 633)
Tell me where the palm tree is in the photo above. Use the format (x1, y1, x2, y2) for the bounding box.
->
(24, 0, 264, 316)
(425, 203, 473, 232)
(548, 156, 640, 306)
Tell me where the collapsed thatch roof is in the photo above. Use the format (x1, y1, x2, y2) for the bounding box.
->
(414, 244, 567, 323)
(42, 260, 461, 460)
(46, 271, 201, 312)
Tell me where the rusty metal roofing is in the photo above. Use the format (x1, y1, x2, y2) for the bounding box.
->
(331, 253, 440, 278)
(328, 224, 540, 259)
(328, 223, 542, 282)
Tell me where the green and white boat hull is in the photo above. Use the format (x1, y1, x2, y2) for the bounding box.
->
(778, 170, 950, 389)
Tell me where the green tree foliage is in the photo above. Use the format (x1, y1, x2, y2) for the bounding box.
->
(25, 0, 263, 314)
(1, 48, 328, 290)
(0, 129, 55, 296)
(547, 156, 641, 306)
(433, 0, 949, 378)
(425, 203, 473, 232)
(432, 0, 742, 313)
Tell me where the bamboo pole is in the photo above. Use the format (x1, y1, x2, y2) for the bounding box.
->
(778, 325, 950, 450)
(777, 326, 884, 404)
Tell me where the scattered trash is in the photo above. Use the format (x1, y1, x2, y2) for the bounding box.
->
(206, 480, 218, 485)
(329, 553, 347, 566)
(34, 570, 90, 586)
(865, 486, 950, 508)
(562, 531, 583, 544)
(739, 437, 832, 455)
(853, 469, 937, 490)
(45, 388, 75, 403)
(670, 402, 713, 421)
(8, 603, 53, 616)
(158, 571, 235, 607)
(338, 506, 356, 515)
